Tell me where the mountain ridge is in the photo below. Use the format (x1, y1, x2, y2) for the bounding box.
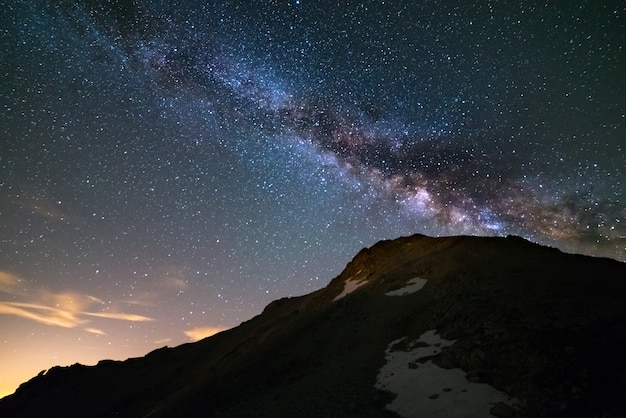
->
(1, 234, 625, 417)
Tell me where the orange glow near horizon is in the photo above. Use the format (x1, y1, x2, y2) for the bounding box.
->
(0, 319, 232, 399)
(0, 270, 236, 399)
(0, 324, 161, 400)
(184, 326, 227, 342)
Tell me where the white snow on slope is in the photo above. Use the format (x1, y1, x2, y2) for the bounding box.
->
(386, 277, 427, 296)
(376, 330, 518, 418)
(333, 277, 368, 301)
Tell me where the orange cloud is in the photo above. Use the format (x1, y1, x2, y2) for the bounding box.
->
(85, 327, 106, 335)
(0, 301, 85, 328)
(0, 273, 155, 333)
(86, 295, 106, 304)
(184, 326, 226, 342)
(0, 271, 20, 292)
(83, 312, 153, 322)
(162, 276, 188, 291)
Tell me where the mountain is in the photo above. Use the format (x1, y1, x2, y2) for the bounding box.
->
(1, 234, 625, 418)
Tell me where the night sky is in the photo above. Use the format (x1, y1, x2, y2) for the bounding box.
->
(1, 0, 624, 396)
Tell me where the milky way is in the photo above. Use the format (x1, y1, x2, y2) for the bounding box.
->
(1, 0, 624, 396)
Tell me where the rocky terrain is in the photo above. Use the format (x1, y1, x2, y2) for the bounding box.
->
(1, 234, 625, 417)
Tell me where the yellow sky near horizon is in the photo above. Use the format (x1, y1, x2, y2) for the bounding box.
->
(0, 270, 230, 398)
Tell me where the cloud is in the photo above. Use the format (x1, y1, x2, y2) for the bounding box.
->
(162, 276, 188, 291)
(86, 295, 106, 304)
(83, 312, 153, 322)
(0, 272, 155, 333)
(184, 326, 226, 342)
(0, 271, 20, 292)
(85, 327, 106, 335)
(13, 194, 71, 223)
(119, 299, 155, 307)
(0, 301, 85, 328)
(0, 290, 93, 328)
(154, 337, 172, 345)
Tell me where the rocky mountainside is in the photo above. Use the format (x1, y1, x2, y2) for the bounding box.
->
(1, 234, 625, 418)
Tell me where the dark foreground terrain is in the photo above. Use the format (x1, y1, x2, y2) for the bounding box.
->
(1, 234, 625, 417)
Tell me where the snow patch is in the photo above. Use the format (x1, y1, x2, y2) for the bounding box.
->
(333, 278, 368, 301)
(386, 277, 427, 296)
(376, 330, 518, 417)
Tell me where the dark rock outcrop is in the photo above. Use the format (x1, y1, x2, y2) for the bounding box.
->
(1, 234, 625, 417)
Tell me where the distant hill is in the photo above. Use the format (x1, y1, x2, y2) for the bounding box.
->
(1, 234, 625, 417)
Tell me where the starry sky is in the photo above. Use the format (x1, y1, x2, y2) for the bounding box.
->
(1, 0, 624, 397)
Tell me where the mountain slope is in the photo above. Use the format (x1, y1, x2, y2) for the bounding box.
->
(1, 234, 625, 417)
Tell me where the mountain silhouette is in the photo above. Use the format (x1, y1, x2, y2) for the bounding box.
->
(1, 234, 625, 417)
